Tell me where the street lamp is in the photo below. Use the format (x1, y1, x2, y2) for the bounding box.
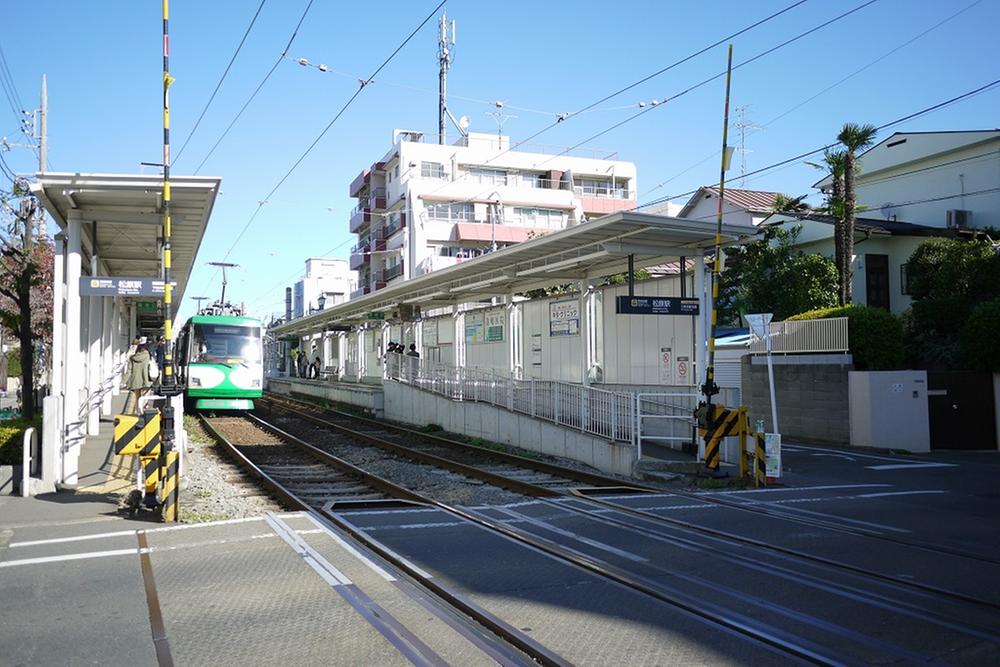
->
(317, 293, 326, 311)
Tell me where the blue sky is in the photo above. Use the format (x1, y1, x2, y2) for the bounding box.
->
(2, 0, 997, 323)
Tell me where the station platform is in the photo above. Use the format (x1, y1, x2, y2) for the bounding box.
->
(268, 376, 385, 418)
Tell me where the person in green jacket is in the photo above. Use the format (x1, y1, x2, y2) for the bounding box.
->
(126, 340, 152, 414)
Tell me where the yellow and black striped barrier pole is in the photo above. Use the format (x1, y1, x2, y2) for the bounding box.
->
(157, 0, 180, 521)
(700, 44, 734, 475)
(754, 432, 767, 488)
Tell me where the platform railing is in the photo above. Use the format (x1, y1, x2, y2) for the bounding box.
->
(384, 355, 635, 443)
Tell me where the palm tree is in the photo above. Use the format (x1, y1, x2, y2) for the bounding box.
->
(837, 123, 878, 304)
(770, 193, 811, 215)
(807, 150, 848, 304)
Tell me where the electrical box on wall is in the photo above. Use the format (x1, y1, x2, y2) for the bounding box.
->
(849, 371, 930, 452)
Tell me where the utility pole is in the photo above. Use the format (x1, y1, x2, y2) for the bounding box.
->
(39, 74, 47, 173)
(438, 12, 455, 145)
(734, 105, 760, 188)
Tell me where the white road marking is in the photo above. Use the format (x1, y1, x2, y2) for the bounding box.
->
(857, 490, 948, 499)
(810, 453, 857, 462)
(712, 484, 891, 495)
(785, 444, 956, 466)
(265, 513, 351, 586)
(495, 507, 647, 562)
(334, 515, 435, 579)
(743, 502, 911, 533)
(865, 463, 958, 471)
(10, 516, 266, 548)
(303, 513, 395, 581)
(0, 547, 143, 568)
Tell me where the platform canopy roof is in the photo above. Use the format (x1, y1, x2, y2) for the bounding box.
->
(31, 172, 221, 326)
(274, 211, 753, 338)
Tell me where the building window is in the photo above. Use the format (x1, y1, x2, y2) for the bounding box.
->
(421, 161, 445, 179)
(425, 202, 474, 222)
(467, 167, 508, 186)
(511, 207, 565, 228)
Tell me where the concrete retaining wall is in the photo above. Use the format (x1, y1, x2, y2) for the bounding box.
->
(267, 378, 384, 418)
(741, 354, 852, 445)
(383, 382, 636, 476)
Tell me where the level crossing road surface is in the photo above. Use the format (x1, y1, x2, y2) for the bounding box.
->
(0, 442, 997, 664)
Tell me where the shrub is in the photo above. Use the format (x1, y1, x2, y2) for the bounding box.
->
(960, 298, 1000, 371)
(789, 304, 904, 370)
(0, 417, 41, 465)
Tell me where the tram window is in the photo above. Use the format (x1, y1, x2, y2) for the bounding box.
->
(192, 325, 261, 363)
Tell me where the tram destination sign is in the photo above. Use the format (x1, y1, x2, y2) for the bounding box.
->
(615, 296, 699, 316)
(80, 277, 176, 297)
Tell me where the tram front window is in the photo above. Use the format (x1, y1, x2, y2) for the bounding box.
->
(192, 324, 261, 363)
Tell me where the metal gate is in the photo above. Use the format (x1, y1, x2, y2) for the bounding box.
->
(927, 371, 996, 450)
(635, 393, 698, 459)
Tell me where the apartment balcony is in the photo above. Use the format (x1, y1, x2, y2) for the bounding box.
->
(384, 212, 407, 238)
(349, 205, 371, 233)
(578, 195, 637, 217)
(370, 228, 387, 252)
(384, 261, 405, 282)
(416, 255, 463, 276)
(349, 168, 370, 197)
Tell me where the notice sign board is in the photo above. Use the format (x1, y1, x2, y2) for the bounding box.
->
(484, 310, 504, 343)
(80, 277, 176, 297)
(465, 311, 484, 344)
(549, 298, 580, 336)
(765, 433, 782, 478)
(615, 296, 699, 316)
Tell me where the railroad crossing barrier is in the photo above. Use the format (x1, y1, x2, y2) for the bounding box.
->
(696, 404, 748, 472)
(754, 432, 767, 487)
(112, 406, 178, 521)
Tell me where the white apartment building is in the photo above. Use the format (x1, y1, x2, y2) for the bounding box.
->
(293, 257, 356, 318)
(348, 130, 637, 297)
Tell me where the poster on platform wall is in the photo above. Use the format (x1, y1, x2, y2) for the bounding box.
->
(549, 298, 580, 336)
(659, 347, 674, 384)
(465, 311, 484, 344)
(422, 319, 439, 347)
(675, 355, 690, 385)
(484, 310, 505, 343)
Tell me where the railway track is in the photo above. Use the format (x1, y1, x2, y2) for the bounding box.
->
(260, 393, 651, 498)
(201, 406, 1000, 665)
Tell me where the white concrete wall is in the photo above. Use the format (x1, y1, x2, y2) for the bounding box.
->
(383, 381, 635, 476)
(268, 378, 384, 418)
(855, 140, 1000, 230)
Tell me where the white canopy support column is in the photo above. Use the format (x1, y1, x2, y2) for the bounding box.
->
(507, 297, 520, 378)
(41, 233, 67, 488)
(62, 214, 84, 486)
(101, 295, 114, 415)
(580, 281, 594, 388)
(86, 225, 102, 436)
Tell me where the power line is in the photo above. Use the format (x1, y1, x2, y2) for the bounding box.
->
(199, 0, 446, 298)
(192, 0, 315, 175)
(173, 0, 268, 165)
(642, 0, 985, 198)
(636, 77, 1000, 210)
(408, 0, 880, 227)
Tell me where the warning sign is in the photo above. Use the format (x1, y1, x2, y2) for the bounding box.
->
(676, 356, 690, 385)
(659, 347, 673, 384)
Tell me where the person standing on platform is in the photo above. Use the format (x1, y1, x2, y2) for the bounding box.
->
(290, 346, 299, 378)
(126, 338, 152, 414)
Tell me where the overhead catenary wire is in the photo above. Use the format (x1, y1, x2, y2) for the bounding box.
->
(198, 0, 447, 301)
(641, 0, 986, 198)
(173, 0, 268, 165)
(637, 77, 1000, 211)
(405, 0, 881, 231)
(192, 0, 315, 175)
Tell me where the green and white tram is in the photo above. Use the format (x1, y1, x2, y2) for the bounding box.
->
(176, 314, 263, 410)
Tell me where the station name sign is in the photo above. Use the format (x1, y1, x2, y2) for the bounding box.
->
(80, 277, 176, 297)
(615, 296, 699, 316)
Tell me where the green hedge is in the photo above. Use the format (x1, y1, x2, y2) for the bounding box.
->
(960, 298, 1000, 371)
(789, 304, 904, 370)
(0, 417, 39, 465)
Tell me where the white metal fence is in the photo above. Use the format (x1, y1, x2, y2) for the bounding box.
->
(634, 392, 699, 459)
(385, 355, 635, 444)
(749, 317, 849, 354)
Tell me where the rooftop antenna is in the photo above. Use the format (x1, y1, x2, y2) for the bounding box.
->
(486, 101, 516, 140)
(438, 12, 456, 145)
(207, 261, 238, 307)
(734, 105, 761, 188)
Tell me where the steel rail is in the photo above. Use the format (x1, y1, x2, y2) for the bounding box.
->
(203, 416, 842, 665)
(261, 393, 652, 493)
(570, 494, 1000, 612)
(665, 487, 1000, 567)
(202, 414, 429, 509)
(199, 415, 572, 666)
(537, 496, 1000, 641)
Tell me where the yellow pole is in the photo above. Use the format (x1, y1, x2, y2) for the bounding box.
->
(702, 44, 733, 473)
